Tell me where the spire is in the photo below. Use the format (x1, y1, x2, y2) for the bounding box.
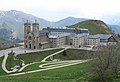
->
(24, 20, 30, 25)
(26, 20, 28, 23)
(35, 20, 37, 23)
(33, 19, 39, 25)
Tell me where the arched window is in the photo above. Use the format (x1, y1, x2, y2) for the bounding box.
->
(39, 43, 42, 48)
(29, 36, 32, 40)
(29, 44, 31, 48)
(26, 45, 27, 48)
(34, 46, 36, 49)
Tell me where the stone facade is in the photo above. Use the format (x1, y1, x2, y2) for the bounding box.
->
(24, 21, 49, 49)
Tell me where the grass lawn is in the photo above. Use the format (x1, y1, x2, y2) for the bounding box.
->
(2, 48, 120, 82)
(113, 78, 120, 82)
(0, 62, 90, 82)
(0, 56, 6, 76)
(22, 62, 45, 72)
(6, 52, 22, 71)
(53, 48, 96, 60)
(17, 48, 63, 64)
(0, 48, 63, 76)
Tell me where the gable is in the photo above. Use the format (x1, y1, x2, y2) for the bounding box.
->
(108, 36, 117, 42)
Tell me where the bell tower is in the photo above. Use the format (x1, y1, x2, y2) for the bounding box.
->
(24, 20, 31, 48)
(24, 20, 31, 38)
(32, 20, 39, 37)
(32, 20, 39, 49)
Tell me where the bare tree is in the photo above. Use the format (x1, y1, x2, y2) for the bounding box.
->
(89, 43, 120, 81)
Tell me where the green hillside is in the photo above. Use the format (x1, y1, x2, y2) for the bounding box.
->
(68, 20, 113, 34)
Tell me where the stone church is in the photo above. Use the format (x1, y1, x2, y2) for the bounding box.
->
(24, 20, 50, 49)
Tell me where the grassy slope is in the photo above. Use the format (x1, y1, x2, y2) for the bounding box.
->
(53, 49, 96, 60)
(17, 48, 63, 64)
(6, 53, 22, 71)
(23, 62, 45, 72)
(0, 49, 120, 82)
(0, 48, 63, 76)
(68, 20, 112, 34)
(0, 59, 120, 82)
(0, 57, 6, 76)
(0, 62, 89, 82)
(17, 49, 95, 72)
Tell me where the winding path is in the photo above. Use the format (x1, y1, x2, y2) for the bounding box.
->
(41, 47, 69, 62)
(18, 48, 67, 72)
(2, 54, 18, 73)
(0, 46, 65, 73)
(0, 46, 93, 76)
(4, 59, 91, 76)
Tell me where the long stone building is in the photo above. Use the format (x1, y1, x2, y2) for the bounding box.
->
(24, 21, 117, 49)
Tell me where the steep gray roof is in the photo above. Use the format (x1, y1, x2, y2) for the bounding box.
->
(42, 27, 89, 34)
(96, 34, 112, 40)
(96, 34, 112, 42)
(49, 32, 71, 38)
(87, 35, 100, 39)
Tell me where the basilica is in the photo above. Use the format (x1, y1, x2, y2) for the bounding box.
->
(24, 20, 117, 49)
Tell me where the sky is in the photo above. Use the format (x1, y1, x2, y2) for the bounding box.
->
(0, 0, 120, 21)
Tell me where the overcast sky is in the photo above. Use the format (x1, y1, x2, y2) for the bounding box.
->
(0, 0, 120, 21)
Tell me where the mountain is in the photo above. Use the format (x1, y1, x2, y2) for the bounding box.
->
(101, 13, 120, 34)
(0, 28, 13, 40)
(101, 13, 120, 25)
(0, 10, 87, 41)
(68, 20, 113, 34)
(0, 10, 51, 40)
(52, 17, 87, 27)
(109, 25, 120, 34)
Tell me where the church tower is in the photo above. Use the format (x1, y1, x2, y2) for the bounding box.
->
(24, 20, 31, 48)
(32, 20, 39, 49)
(24, 20, 31, 38)
(32, 20, 39, 37)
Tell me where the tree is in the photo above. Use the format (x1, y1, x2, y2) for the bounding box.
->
(117, 34, 120, 38)
(89, 43, 120, 81)
(62, 50, 67, 56)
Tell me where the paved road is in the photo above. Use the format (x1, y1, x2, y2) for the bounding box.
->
(0, 45, 95, 58)
(0, 46, 65, 57)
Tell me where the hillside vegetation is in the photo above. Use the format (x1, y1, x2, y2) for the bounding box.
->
(68, 20, 113, 34)
(0, 57, 6, 76)
(0, 37, 14, 50)
(52, 49, 95, 60)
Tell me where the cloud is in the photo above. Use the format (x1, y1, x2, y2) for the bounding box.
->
(0, 0, 120, 21)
